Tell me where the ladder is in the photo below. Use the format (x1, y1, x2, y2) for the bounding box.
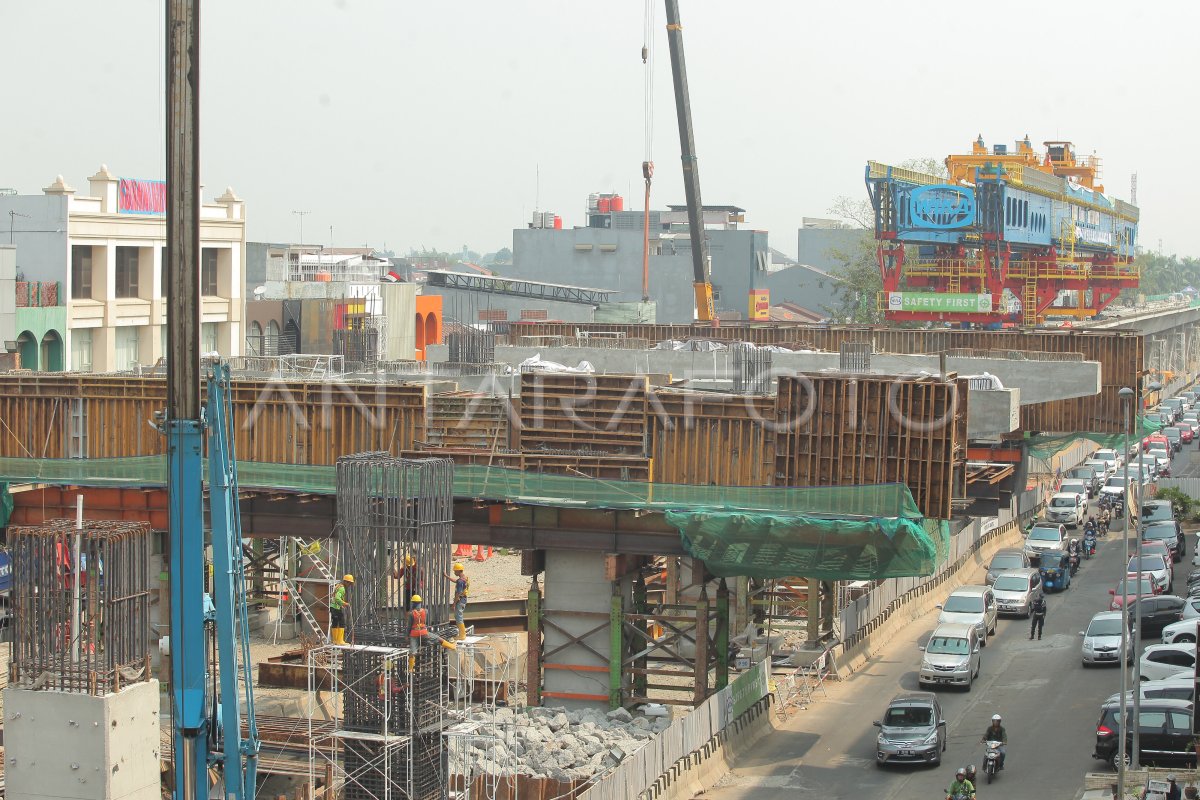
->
(1023, 280, 1038, 326)
(280, 573, 328, 644)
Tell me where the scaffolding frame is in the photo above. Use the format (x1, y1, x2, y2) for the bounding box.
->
(443, 633, 522, 800)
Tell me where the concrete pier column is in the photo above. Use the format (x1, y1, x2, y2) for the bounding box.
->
(541, 550, 632, 710)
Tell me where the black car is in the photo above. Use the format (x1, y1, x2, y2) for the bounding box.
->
(1094, 698, 1196, 769)
(1143, 500, 1185, 557)
(1127, 595, 1188, 636)
(1143, 520, 1182, 562)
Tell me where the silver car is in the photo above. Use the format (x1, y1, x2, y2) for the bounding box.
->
(992, 568, 1043, 617)
(873, 691, 947, 766)
(937, 585, 997, 645)
(986, 548, 1030, 586)
(1081, 610, 1130, 666)
(918, 623, 981, 690)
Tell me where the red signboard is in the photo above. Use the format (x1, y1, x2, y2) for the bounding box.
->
(118, 178, 166, 215)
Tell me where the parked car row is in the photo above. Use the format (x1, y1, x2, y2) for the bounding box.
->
(1087, 481, 1200, 770)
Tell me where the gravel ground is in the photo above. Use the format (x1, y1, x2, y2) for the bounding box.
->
(452, 548, 532, 601)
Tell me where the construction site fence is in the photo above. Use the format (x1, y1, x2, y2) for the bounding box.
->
(1152, 478, 1200, 499)
(578, 660, 772, 800)
(838, 503, 1029, 654)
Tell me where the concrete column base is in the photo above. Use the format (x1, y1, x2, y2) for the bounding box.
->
(4, 679, 161, 800)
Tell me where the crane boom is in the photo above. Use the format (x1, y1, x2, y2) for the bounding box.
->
(663, 0, 716, 324)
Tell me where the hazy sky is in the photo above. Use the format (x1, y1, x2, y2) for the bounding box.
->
(2, 1, 1196, 259)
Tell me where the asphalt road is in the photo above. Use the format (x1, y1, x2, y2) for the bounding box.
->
(701, 458, 1194, 800)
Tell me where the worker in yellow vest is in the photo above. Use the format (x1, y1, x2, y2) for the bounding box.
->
(330, 574, 353, 645)
(446, 563, 470, 640)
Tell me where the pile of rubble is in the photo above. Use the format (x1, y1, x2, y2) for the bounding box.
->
(451, 705, 672, 783)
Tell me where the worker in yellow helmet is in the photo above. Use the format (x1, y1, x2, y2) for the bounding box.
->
(393, 553, 423, 612)
(446, 563, 470, 640)
(330, 574, 353, 645)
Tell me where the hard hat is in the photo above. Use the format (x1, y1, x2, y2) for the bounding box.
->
(453, 564, 465, 572)
(405, 555, 416, 566)
(411, 594, 422, 603)
(991, 713, 1001, 721)
(343, 574, 355, 584)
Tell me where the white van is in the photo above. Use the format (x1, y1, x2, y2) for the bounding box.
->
(918, 623, 981, 690)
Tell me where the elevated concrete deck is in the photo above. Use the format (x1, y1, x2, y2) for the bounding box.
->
(481, 345, 1097, 408)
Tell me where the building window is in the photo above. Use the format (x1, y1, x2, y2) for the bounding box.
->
(248, 321, 263, 356)
(115, 247, 139, 298)
(71, 246, 93, 300)
(114, 326, 140, 370)
(202, 322, 218, 355)
(71, 329, 93, 372)
(201, 248, 218, 296)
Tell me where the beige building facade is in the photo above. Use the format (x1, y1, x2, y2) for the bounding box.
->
(3, 165, 245, 372)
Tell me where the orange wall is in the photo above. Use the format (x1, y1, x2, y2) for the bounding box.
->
(415, 294, 443, 360)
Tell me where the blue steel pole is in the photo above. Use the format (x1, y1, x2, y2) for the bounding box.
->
(168, 420, 208, 800)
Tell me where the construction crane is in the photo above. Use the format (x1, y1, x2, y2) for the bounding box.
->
(164, 2, 259, 798)
(663, 0, 717, 325)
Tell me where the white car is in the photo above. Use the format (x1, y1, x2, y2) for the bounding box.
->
(1024, 523, 1067, 563)
(936, 585, 998, 645)
(1179, 596, 1200, 620)
(1127, 554, 1171, 593)
(1058, 479, 1091, 502)
(1093, 449, 1122, 472)
(1046, 492, 1087, 527)
(1161, 618, 1200, 644)
(1099, 475, 1134, 506)
(1139, 643, 1197, 681)
(1085, 458, 1116, 480)
(1106, 674, 1194, 703)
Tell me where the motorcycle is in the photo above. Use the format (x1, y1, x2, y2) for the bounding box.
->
(982, 739, 1005, 783)
(1084, 531, 1097, 559)
(1068, 551, 1081, 576)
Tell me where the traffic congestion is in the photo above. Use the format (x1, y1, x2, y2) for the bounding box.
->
(877, 389, 1200, 799)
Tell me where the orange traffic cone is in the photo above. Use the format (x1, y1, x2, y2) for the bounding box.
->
(454, 544, 473, 557)
(473, 545, 493, 562)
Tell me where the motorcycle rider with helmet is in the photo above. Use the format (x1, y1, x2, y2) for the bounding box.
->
(947, 767, 976, 799)
(981, 713, 1007, 769)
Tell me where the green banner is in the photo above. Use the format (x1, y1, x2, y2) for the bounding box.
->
(723, 659, 770, 722)
(888, 292, 992, 313)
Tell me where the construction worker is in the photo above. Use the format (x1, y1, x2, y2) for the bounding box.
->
(330, 574, 353, 645)
(406, 594, 454, 668)
(393, 553, 424, 612)
(446, 563, 469, 640)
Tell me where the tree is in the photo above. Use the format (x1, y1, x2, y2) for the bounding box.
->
(898, 157, 948, 178)
(823, 230, 882, 324)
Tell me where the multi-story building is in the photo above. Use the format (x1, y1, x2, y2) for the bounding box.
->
(508, 198, 859, 323)
(0, 165, 245, 371)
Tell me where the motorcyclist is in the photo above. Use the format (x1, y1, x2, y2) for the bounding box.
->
(1067, 538, 1081, 573)
(947, 767, 976, 799)
(1084, 515, 1098, 537)
(964, 764, 977, 785)
(982, 713, 1007, 769)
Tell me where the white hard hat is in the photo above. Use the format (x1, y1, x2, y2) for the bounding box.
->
(992, 713, 1002, 721)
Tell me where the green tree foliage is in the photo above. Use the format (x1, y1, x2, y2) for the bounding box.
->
(823, 197, 882, 323)
(1134, 252, 1200, 296)
(1153, 487, 1194, 519)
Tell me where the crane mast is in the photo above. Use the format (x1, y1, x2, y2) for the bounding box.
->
(663, 0, 716, 324)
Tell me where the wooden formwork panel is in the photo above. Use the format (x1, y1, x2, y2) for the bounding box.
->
(303, 381, 426, 465)
(648, 391, 774, 487)
(425, 392, 512, 450)
(0, 374, 427, 465)
(517, 373, 648, 456)
(774, 374, 965, 519)
(512, 323, 1143, 434)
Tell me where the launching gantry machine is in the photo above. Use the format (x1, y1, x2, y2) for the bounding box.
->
(865, 136, 1140, 326)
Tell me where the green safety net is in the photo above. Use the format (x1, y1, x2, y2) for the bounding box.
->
(1025, 417, 1164, 462)
(0, 456, 949, 580)
(0, 483, 10, 529)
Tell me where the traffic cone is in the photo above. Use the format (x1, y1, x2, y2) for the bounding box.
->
(454, 544, 473, 557)
(472, 545, 492, 562)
